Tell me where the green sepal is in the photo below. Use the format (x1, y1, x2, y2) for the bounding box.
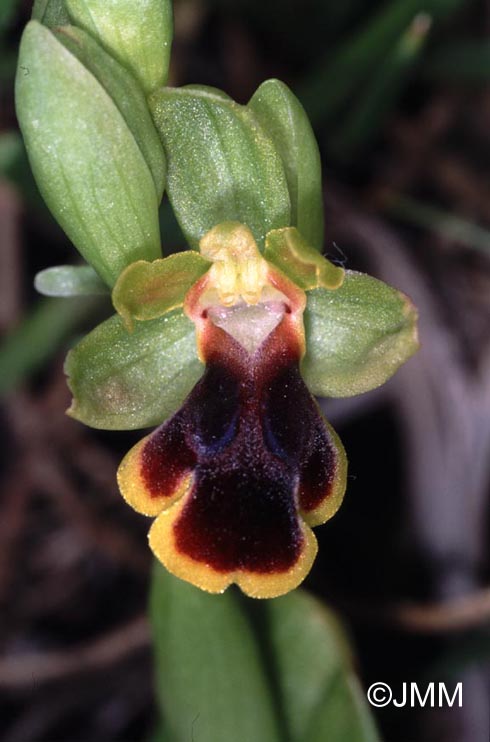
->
(16, 21, 161, 287)
(112, 252, 211, 331)
(65, 0, 173, 94)
(54, 25, 166, 200)
(149, 85, 291, 251)
(249, 79, 324, 250)
(265, 227, 344, 291)
(35, 265, 109, 297)
(32, 0, 70, 27)
(302, 271, 419, 398)
(65, 308, 203, 430)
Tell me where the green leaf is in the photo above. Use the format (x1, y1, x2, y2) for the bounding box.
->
(65, 308, 203, 430)
(424, 39, 490, 84)
(35, 265, 109, 297)
(385, 194, 490, 256)
(265, 227, 344, 291)
(32, 0, 70, 27)
(0, 131, 24, 176)
(0, 0, 20, 32)
(299, 0, 463, 126)
(112, 252, 211, 331)
(55, 25, 166, 200)
(330, 13, 431, 158)
(149, 85, 291, 251)
(150, 566, 281, 742)
(305, 674, 381, 742)
(0, 297, 100, 395)
(147, 723, 176, 742)
(302, 271, 419, 398)
(149, 570, 380, 742)
(16, 21, 161, 287)
(265, 591, 380, 742)
(249, 79, 324, 250)
(265, 591, 352, 741)
(65, 0, 173, 94)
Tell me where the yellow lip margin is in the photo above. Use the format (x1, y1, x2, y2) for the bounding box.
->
(149, 497, 319, 599)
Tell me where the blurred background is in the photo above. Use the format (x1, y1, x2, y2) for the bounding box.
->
(1, 0, 490, 740)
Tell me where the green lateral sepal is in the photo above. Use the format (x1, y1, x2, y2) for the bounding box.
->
(302, 271, 419, 397)
(65, 309, 204, 430)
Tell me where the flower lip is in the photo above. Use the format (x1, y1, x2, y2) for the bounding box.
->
(113, 222, 353, 597)
(117, 301, 347, 598)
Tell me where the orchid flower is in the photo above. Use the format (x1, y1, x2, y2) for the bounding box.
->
(64, 222, 417, 599)
(116, 223, 347, 598)
(17, 20, 419, 599)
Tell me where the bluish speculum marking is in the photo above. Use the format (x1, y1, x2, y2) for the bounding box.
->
(140, 301, 338, 574)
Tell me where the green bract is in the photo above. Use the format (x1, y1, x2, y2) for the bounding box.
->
(65, 309, 203, 430)
(54, 25, 166, 199)
(249, 79, 325, 251)
(113, 252, 211, 331)
(149, 85, 291, 251)
(16, 21, 162, 287)
(35, 265, 108, 296)
(302, 271, 419, 397)
(265, 227, 344, 291)
(65, 0, 173, 94)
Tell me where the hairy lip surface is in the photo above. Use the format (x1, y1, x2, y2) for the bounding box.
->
(116, 261, 347, 597)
